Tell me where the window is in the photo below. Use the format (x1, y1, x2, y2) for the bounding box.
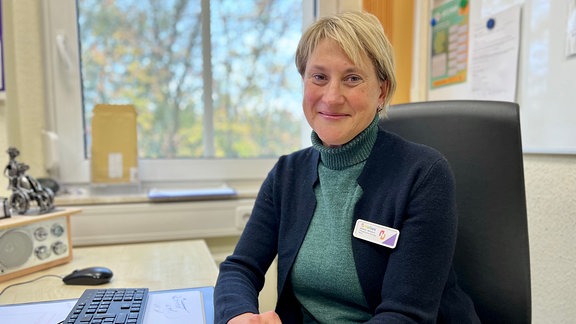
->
(41, 0, 315, 185)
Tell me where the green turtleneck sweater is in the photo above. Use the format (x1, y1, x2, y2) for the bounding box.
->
(290, 115, 379, 323)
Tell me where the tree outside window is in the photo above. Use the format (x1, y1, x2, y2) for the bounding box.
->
(78, 0, 304, 160)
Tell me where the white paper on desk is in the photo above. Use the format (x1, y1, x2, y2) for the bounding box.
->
(144, 290, 205, 324)
(0, 291, 206, 324)
(0, 299, 76, 323)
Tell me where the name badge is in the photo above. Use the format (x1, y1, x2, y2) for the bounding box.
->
(353, 219, 400, 249)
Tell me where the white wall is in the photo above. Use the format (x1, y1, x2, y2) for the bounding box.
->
(2, 0, 576, 322)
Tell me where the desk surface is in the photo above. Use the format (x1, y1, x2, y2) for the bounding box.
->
(0, 239, 219, 305)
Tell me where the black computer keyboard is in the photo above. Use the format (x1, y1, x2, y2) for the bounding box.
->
(63, 288, 149, 324)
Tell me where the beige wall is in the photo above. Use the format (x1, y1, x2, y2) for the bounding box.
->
(1, 0, 47, 197)
(523, 154, 576, 322)
(2, 1, 576, 322)
(0, 102, 7, 181)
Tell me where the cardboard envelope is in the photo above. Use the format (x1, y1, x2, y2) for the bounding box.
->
(90, 104, 139, 184)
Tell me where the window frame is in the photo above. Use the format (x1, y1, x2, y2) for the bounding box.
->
(40, 0, 316, 185)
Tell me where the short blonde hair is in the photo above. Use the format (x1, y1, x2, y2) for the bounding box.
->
(295, 11, 397, 110)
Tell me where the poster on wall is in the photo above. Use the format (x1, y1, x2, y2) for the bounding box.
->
(470, 5, 521, 102)
(567, 0, 576, 58)
(430, 0, 470, 89)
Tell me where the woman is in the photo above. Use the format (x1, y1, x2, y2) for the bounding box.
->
(214, 11, 480, 324)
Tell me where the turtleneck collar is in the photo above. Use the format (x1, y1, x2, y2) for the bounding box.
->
(311, 114, 379, 170)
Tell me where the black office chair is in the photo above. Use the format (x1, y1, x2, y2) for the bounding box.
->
(380, 100, 531, 324)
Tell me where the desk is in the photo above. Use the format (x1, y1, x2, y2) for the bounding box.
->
(0, 239, 218, 305)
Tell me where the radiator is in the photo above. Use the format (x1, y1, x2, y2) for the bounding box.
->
(68, 198, 254, 246)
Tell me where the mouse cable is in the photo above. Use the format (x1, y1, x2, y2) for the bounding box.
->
(0, 274, 63, 297)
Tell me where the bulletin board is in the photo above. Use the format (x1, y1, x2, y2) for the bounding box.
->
(428, 0, 576, 154)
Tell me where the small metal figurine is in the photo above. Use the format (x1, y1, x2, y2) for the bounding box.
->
(3, 147, 55, 215)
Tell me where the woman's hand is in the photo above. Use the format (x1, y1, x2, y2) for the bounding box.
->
(228, 311, 282, 324)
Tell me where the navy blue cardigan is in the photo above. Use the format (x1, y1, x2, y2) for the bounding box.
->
(214, 126, 479, 323)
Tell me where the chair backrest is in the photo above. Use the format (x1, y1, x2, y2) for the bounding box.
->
(379, 100, 531, 324)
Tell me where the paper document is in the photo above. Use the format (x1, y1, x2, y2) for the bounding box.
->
(567, 0, 576, 57)
(0, 299, 76, 324)
(0, 288, 209, 324)
(148, 186, 237, 202)
(470, 5, 521, 101)
(144, 290, 205, 324)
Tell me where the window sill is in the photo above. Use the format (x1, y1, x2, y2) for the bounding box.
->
(55, 179, 261, 206)
(51, 180, 261, 246)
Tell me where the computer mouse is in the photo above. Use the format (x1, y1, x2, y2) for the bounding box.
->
(63, 266, 113, 285)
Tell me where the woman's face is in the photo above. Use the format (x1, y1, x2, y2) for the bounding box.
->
(302, 38, 386, 147)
